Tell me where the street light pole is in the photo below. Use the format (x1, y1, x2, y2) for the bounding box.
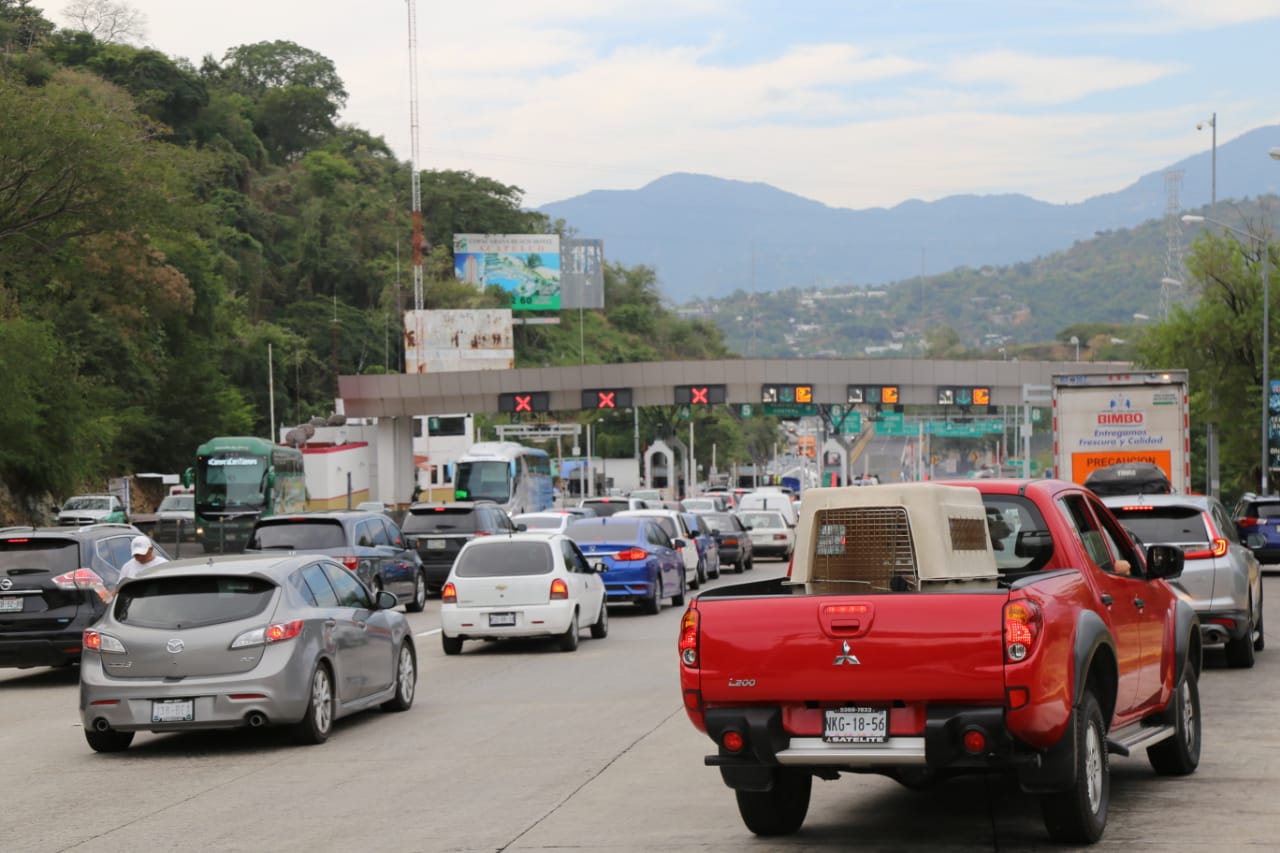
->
(1197, 113, 1216, 214)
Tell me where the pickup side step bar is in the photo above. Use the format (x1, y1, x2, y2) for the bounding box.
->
(1107, 723, 1175, 757)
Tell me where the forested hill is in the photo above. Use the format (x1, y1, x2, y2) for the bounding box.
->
(0, 3, 733, 509)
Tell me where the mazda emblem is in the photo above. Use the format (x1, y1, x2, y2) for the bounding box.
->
(166, 639, 185, 654)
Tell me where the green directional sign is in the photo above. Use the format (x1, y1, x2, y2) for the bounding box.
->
(929, 420, 1004, 438)
(738, 403, 754, 418)
(829, 404, 844, 419)
(874, 411, 908, 436)
(763, 403, 816, 417)
(840, 412, 863, 434)
(678, 405, 691, 420)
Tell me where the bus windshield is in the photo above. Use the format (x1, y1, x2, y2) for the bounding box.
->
(454, 460, 512, 504)
(197, 453, 268, 513)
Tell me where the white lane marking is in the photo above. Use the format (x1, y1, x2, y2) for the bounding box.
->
(415, 628, 441, 637)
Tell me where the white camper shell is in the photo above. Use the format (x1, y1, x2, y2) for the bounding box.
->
(789, 483, 999, 593)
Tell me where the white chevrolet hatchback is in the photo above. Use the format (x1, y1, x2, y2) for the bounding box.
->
(439, 532, 608, 655)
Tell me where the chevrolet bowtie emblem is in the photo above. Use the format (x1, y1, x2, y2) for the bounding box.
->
(833, 640, 861, 666)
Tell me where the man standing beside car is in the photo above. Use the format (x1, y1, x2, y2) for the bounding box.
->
(118, 535, 168, 585)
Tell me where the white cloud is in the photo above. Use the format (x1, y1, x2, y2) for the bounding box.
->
(1141, 0, 1280, 27)
(945, 51, 1183, 105)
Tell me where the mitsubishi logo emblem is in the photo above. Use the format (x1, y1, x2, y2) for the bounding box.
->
(833, 640, 861, 666)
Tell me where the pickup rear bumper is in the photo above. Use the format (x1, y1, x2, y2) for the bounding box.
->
(704, 706, 1042, 791)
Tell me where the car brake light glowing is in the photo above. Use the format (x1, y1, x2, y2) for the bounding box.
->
(823, 604, 870, 616)
(264, 620, 304, 643)
(1003, 599, 1042, 663)
(614, 547, 648, 561)
(341, 556, 359, 570)
(83, 629, 126, 653)
(5, 537, 29, 543)
(441, 582, 457, 603)
(474, 530, 491, 537)
(434, 506, 446, 512)
(679, 608, 699, 666)
(549, 578, 569, 600)
(1184, 511, 1231, 559)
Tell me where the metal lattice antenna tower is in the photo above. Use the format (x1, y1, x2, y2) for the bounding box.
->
(406, 0, 424, 312)
(1162, 169, 1185, 318)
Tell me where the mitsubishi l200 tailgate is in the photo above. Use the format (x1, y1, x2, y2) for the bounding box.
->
(692, 591, 1010, 707)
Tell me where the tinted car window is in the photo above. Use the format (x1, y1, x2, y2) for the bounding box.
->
(455, 541, 554, 577)
(568, 519, 644, 542)
(323, 564, 371, 608)
(1108, 506, 1209, 546)
(1252, 502, 1280, 519)
(300, 563, 340, 607)
(402, 509, 479, 534)
(115, 575, 276, 629)
(0, 539, 80, 572)
(250, 520, 347, 549)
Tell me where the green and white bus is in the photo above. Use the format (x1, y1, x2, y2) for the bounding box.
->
(185, 436, 306, 553)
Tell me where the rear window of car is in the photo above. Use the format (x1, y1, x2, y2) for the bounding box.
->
(402, 508, 479, 534)
(1109, 505, 1209, 546)
(454, 541, 553, 577)
(567, 519, 643, 542)
(115, 575, 276, 629)
(249, 520, 346, 550)
(0, 539, 80, 572)
(1248, 502, 1280, 520)
(578, 500, 630, 517)
(741, 512, 782, 529)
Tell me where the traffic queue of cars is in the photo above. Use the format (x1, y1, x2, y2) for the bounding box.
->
(0, 486, 797, 753)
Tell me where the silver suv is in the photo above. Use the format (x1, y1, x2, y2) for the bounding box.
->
(1104, 493, 1264, 668)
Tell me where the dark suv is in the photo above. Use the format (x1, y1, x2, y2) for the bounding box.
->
(245, 510, 427, 611)
(1232, 494, 1280, 565)
(401, 501, 519, 593)
(0, 523, 163, 668)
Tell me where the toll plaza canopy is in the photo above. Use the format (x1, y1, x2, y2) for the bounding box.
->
(338, 358, 1134, 418)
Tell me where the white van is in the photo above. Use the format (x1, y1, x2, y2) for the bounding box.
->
(736, 491, 798, 526)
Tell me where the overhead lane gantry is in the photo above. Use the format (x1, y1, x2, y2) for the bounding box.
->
(336, 357, 1132, 419)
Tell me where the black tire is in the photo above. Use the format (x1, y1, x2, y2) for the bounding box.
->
(696, 557, 707, 586)
(1040, 690, 1109, 844)
(292, 663, 335, 745)
(441, 633, 463, 655)
(381, 641, 417, 711)
(589, 598, 609, 639)
(405, 569, 428, 613)
(84, 726, 134, 753)
(1225, 618, 1257, 668)
(734, 768, 812, 837)
(734, 557, 745, 573)
(745, 556, 754, 571)
(1147, 663, 1201, 775)
(641, 577, 663, 615)
(709, 556, 720, 580)
(558, 611, 580, 652)
(671, 571, 687, 608)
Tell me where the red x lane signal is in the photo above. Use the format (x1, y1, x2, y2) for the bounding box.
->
(691, 387, 709, 404)
(514, 395, 534, 412)
(580, 388, 634, 410)
(498, 391, 550, 413)
(597, 391, 616, 408)
(674, 384, 727, 406)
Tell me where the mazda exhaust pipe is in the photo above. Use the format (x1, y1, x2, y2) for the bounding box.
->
(246, 711, 268, 728)
(93, 718, 111, 732)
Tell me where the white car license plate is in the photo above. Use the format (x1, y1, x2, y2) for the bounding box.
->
(427, 540, 447, 550)
(151, 699, 194, 723)
(488, 612, 516, 627)
(0, 596, 22, 612)
(823, 707, 887, 743)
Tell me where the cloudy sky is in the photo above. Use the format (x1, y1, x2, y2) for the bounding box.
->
(33, 0, 1280, 209)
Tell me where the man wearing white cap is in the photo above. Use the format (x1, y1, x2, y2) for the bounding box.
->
(118, 534, 168, 586)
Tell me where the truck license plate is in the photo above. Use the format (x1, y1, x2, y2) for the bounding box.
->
(151, 699, 194, 723)
(488, 612, 516, 627)
(823, 707, 887, 743)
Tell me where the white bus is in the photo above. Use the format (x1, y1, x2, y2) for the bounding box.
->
(452, 442, 554, 515)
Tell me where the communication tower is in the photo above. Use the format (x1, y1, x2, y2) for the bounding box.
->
(1162, 169, 1185, 318)
(406, 0, 424, 312)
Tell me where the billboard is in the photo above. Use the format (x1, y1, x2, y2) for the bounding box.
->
(453, 234, 561, 311)
(403, 309, 514, 374)
(561, 238, 605, 310)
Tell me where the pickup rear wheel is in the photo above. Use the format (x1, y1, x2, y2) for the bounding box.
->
(1147, 662, 1200, 775)
(735, 768, 811, 837)
(1040, 690, 1108, 844)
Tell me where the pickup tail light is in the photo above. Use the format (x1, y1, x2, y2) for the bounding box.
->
(679, 607, 700, 667)
(441, 582, 457, 603)
(1003, 599, 1042, 663)
(549, 578, 569, 600)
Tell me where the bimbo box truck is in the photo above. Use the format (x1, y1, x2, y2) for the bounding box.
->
(1052, 371, 1190, 493)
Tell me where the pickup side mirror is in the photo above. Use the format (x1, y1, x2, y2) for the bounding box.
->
(1144, 544, 1184, 579)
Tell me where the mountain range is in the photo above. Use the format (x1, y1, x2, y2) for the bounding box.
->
(537, 125, 1280, 304)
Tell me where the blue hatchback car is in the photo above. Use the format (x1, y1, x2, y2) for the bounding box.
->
(1232, 494, 1280, 565)
(566, 517, 686, 614)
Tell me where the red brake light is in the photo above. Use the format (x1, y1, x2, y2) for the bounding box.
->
(549, 578, 569, 600)
(614, 547, 649, 561)
(1238, 516, 1260, 527)
(434, 506, 446, 512)
(83, 630, 101, 651)
(1003, 599, 1042, 663)
(5, 537, 29, 543)
(441, 582, 457, 603)
(341, 556, 359, 570)
(1185, 512, 1231, 559)
(264, 620, 303, 643)
(679, 607, 700, 667)
(53, 568, 108, 601)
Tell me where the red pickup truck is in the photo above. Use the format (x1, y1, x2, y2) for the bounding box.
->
(678, 479, 1201, 844)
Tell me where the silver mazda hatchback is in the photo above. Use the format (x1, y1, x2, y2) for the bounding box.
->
(79, 553, 417, 752)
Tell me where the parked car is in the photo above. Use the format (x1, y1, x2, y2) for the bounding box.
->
(615, 508, 702, 589)
(566, 516, 686, 613)
(439, 531, 608, 655)
(1232, 493, 1280, 566)
(245, 510, 428, 612)
(56, 495, 128, 526)
(738, 509, 796, 559)
(400, 501, 520, 594)
(701, 510, 754, 573)
(681, 511, 722, 581)
(1106, 493, 1264, 667)
(0, 523, 166, 669)
(577, 496, 648, 517)
(78, 554, 416, 752)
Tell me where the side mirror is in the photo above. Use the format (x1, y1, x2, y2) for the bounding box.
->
(1144, 544, 1184, 580)
(515, 523, 527, 532)
(592, 561, 608, 574)
(376, 590, 399, 610)
(672, 537, 688, 549)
